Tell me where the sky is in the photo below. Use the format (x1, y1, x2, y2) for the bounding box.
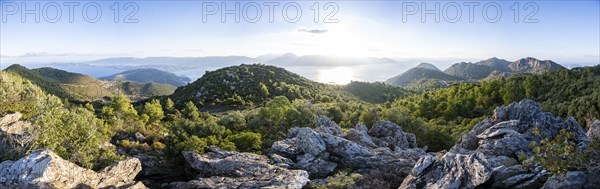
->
(0, 0, 599, 82)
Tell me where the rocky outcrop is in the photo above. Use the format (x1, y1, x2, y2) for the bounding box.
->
(0, 149, 146, 188)
(269, 117, 426, 180)
(167, 146, 309, 189)
(400, 99, 589, 189)
(587, 120, 600, 139)
(0, 112, 31, 136)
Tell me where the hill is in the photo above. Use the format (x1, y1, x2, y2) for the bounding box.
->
(509, 57, 565, 73)
(444, 62, 495, 80)
(170, 64, 367, 110)
(385, 67, 461, 87)
(443, 58, 512, 80)
(474, 57, 511, 72)
(342, 81, 412, 103)
(3, 65, 175, 101)
(101, 68, 191, 87)
(415, 63, 441, 71)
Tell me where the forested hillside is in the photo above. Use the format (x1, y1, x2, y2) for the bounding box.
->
(170, 64, 362, 111)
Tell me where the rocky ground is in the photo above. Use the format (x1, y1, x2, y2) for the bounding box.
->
(1, 99, 599, 188)
(401, 99, 600, 189)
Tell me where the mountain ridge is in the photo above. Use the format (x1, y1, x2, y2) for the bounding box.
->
(387, 57, 567, 86)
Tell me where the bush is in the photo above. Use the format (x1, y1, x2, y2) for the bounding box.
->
(151, 141, 166, 150)
(33, 95, 121, 170)
(310, 171, 363, 189)
(226, 132, 262, 152)
(218, 111, 247, 132)
(175, 136, 208, 154)
(247, 96, 316, 148)
(525, 129, 588, 176)
(120, 140, 152, 152)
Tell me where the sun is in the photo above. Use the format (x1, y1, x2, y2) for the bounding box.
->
(318, 67, 354, 85)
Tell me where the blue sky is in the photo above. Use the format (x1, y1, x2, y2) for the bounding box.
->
(1, 0, 599, 66)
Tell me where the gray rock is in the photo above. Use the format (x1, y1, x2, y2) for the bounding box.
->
(401, 99, 590, 189)
(369, 120, 418, 149)
(177, 146, 309, 189)
(270, 118, 425, 180)
(270, 127, 334, 178)
(399, 152, 491, 189)
(315, 116, 344, 136)
(134, 132, 146, 142)
(542, 171, 587, 189)
(134, 153, 159, 177)
(0, 112, 32, 136)
(346, 128, 378, 149)
(587, 120, 600, 139)
(0, 149, 145, 188)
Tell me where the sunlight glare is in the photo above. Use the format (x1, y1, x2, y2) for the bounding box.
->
(318, 67, 354, 84)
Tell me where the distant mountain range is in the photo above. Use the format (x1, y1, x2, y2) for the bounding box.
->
(11, 54, 588, 85)
(386, 57, 565, 87)
(100, 69, 191, 87)
(31, 53, 403, 82)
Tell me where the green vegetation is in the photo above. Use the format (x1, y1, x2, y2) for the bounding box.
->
(522, 129, 600, 176)
(342, 81, 411, 103)
(171, 64, 356, 111)
(524, 129, 585, 176)
(0, 71, 121, 169)
(2, 63, 599, 177)
(100, 68, 191, 87)
(247, 96, 316, 147)
(117, 81, 176, 98)
(444, 62, 496, 80)
(309, 171, 363, 189)
(385, 67, 461, 87)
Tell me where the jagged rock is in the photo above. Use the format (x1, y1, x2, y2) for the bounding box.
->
(400, 152, 491, 189)
(369, 120, 418, 149)
(315, 116, 344, 136)
(172, 146, 309, 189)
(134, 153, 159, 177)
(401, 99, 589, 189)
(0, 149, 145, 188)
(0, 113, 21, 128)
(0, 112, 32, 135)
(346, 127, 378, 149)
(270, 127, 335, 178)
(269, 117, 425, 180)
(134, 132, 146, 142)
(587, 120, 600, 139)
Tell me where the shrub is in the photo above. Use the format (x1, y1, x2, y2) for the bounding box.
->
(310, 171, 363, 189)
(120, 140, 152, 152)
(151, 141, 166, 150)
(525, 129, 588, 176)
(226, 132, 262, 152)
(175, 136, 208, 154)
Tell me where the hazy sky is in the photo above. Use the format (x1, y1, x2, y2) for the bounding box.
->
(1, 0, 599, 66)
